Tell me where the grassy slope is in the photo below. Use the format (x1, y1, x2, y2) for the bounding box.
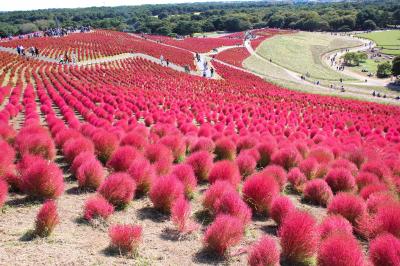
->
(255, 32, 362, 81)
(357, 30, 400, 55)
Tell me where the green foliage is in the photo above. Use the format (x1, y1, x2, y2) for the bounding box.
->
(377, 61, 392, 78)
(392, 56, 400, 76)
(0, 1, 398, 36)
(343, 52, 368, 66)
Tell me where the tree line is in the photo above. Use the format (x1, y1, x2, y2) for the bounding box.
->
(0, 1, 399, 38)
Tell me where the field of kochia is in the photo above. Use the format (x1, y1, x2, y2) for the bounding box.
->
(0, 29, 399, 265)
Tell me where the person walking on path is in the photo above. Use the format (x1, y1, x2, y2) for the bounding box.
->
(34, 47, 39, 57)
(16, 46, 21, 55)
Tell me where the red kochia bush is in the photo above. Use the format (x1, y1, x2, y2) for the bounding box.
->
(0, 179, 8, 208)
(324, 168, 355, 193)
(203, 214, 244, 255)
(21, 159, 64, 199)
(371, 203, 400, 238)
(172, 163, 197, 197)
(214, 137, 236, 161)
(70, 151, 96, 175)
(160, 134, 186, 162)
(185, 150, 213, 181)
(93, 131, 120, 163)
(369, 233, 400, 266)
(208, 160, 241, 187)
(271, 147, 300, 171)
(214, 191, 252, 225)
(270, 195, 295, 226)
(128, 157, 155, 195)
(287, 167, 307, 192)
(144, 143, 174, 176)
(107, 146, 138, 172)
(303, 179, 333, 207)
(356, 172, 380, 190)
(77, 159, 105, 190)
(256, 141, 276, 168)
(0, 140, 15, 176)
(203, 180, 236, 211)
(319, 215, 353, 239)
(109, 224, 142, 254)
(35, 200, 59, 237)
(262, 165, 287, 190)
(63, 137, 95, 163)
(327, 193, 366, 226)
(98, 173, 136, 208)
(317, 233, 365, 266)
(171, 197, 199, 233)
(149, 175, 184, 213)
(248, 235, 280, 266)
(236, 152, 256, 177)
(279, 211, 319, 264)
(84, 196, 115, 221)
(120, 131, 148, 151)
(242, 173, 280, 215)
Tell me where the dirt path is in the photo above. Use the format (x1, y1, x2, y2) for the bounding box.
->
(322, 37, 393, 87)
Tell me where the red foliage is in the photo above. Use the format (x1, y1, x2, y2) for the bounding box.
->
(214, 191, 252, 225)
(242, 172, 280, 215)
(271, 147, 300, 171)
(93, 131, 120, 163)
(287, 167, 307, 192)
(247, 235, 280, 266)
(203, 180, 236, 211)
(185, 150, 213, 181)
(160, 134, 186, 162)
(21, 158, 64, 199)
(0, 140, 15, 176)
(256, 141, 276, 168)
(278, 210, 319, 264)
(172, 163, 197, 197)
(127, 157, 155, 195)
(203, 214, 244, 256)
(270, 195, 295, 226)
(262, 165, 287, 190)
(299, 157, 319, 180)
(327, 193, 366, 226)
(317, 233, 365, 266)
(149, 175, 184, 213)
(303, 179, 333, 206)
(214, 137, 236, 161)
(319, 215, 353, 240)
(84, 196, 115, 221)
(35, 200, 59, 237)
(370, 203, 400, 238)
(77, 159, 105, 190)
(236, 152, 257, 177)
(0, 179, 8, 208)
(63, 137, 95, 163)
(98, 173, 136, 207)
(369, 233, 400, 266)
(107, 145, 139, 172)
(360, 183, 388, 200)
(70, 151, 96, 175)
(171, 197, 199, 233)
(15, 125, 56, 160)
(190, 137, 215, 153)
(109, 224, 142, 253)
(366, 192, 398, 214)
(208, 160, 241, 187)
(120, 131, 148, 151)
(356, 172, 380, 190)
(324, 168, 356, 193)
(144, 143, 174, 176)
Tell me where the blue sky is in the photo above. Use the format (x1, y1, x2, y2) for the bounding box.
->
(1, 0, 243, 12)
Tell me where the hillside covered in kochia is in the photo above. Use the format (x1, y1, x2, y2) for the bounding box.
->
(0, 0, 399, 37)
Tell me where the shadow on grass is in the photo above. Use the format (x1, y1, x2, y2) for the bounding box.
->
(137, 207, 168, 223)
(6, 196, 40, 207)
(193, 209, 213, 226)
(193, 248, 226, 264)
(261, 224, 278, 236)
(19, 230, 36, 242)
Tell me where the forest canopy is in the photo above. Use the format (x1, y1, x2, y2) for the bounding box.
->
(0, 1, 399, 37)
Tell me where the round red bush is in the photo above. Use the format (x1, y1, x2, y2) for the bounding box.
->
(208, 160, 241, 187)
(84, 196, 115, 221)
(369, 233, 400, 266)
(214, 137, 236, 161)
(270, 195, 295, 226)
(327, 193, 366, 226)
(319, 215, 353, 240)
(149, 175, 184, 213)
(128, 157, 155, 195)
(98, 173, 136, 208)
(109, 224, 142, 254)
(77, 159, 105, 190)
(303, 179, 333, 207)
(324, 168, 356, 193)
(172, 163, 197, 197)
(107, 145, 139, 172)
(185, 150, 213, 181)
(35, 200, 59, 237)
(247, 235, 280, 266)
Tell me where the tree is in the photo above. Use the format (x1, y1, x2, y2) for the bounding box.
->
(343, 52, 367, 66)
(224, 17, 251, 32)
(393, 9, 400, 25)
(267, 14, 285, 28)
(377, 62, 392, 78)
(174, 21, 201, 35)
(19, 23, 39, 34)
(0, 23, 18, 37)
(392, 56, 400, 76)
(362, 20, 377, 30)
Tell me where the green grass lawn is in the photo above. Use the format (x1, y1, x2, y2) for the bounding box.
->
(350, 58, 381, 75)
(357, 30, 400, 55)
(255, 32, 361, 81)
